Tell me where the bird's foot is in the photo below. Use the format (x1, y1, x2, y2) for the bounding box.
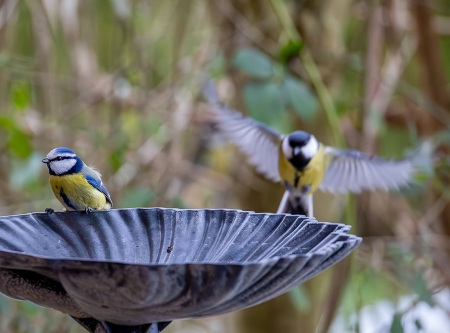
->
(45, 208, 54, 214)
(301, 185, 311, 195)
(85, 206, 94, 214)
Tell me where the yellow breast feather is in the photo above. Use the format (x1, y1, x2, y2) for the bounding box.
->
(278, 144, 328, 195)
(49, 174, 110, 211)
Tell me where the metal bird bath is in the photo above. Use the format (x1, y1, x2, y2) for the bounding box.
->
(0, 208, 361, 332)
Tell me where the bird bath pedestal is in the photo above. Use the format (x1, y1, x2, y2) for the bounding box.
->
(0, 208, 361, 332)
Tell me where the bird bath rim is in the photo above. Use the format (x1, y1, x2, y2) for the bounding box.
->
(0, 207, 362, 332)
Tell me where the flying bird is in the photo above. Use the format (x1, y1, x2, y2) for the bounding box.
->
(201, 80, 418, 217)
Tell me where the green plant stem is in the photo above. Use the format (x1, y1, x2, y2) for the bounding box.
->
(269, 0, 343, 147)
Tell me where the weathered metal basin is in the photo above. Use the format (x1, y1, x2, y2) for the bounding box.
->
(0, 208, 361, 332)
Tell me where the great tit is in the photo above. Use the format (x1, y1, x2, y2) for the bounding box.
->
(42, 147, 113, 213)
(202, 80, 416, 217)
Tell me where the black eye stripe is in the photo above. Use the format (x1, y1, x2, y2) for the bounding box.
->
(49, 156, 75, 162)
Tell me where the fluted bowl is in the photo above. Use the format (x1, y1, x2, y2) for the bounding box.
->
(0, 208, 361, 331)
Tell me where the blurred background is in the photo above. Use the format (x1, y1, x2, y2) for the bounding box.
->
(0, 0, 449, 332)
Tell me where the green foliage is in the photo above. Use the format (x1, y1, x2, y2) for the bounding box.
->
(10, 80, 31, 111)
(413, 272, 433, 307)
(119, 188, 156, 208)
(244, 82, 284, 124)
(288, 285, 310, 312)
(390, 313, 404, 333)
(171, 197, 186, 209)
(109, 148, 126, 172)
(282, 76, 317, 121)
(9, 153, 43, 191)
(278, 40, 304, 66)
(232, 48, 274, 79)
(233, 47, 318, 128)
(0, 116, 32, 158)
(0, 53, 9, 68)
(0, 0, 447, 332)
(208, 53, 226, 78)
(17, 302, 40, 317)
(378, 125, 413, 159)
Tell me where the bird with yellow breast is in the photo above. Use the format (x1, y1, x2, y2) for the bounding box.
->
(42, 147, 112, 213)
(202, 80, 420, 217)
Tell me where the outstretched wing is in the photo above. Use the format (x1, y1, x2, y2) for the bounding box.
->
(201, 79, 283, 182)
(82, 167, 113, 207)
(320, 147, 415, 194)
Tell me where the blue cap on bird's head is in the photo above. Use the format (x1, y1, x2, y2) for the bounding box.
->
(53, 147, 76, 155)
(42, 147, 83, 175)
(42, 147, 77, 164)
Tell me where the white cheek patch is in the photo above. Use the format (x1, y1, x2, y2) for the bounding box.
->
(282, 136, 293, 159)
(50, 159, 77, 175)
(301, 136, 319, 159)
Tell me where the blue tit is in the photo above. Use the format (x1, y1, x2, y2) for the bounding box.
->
(202, 80, 417, 217)
(42, 147, 113, 213)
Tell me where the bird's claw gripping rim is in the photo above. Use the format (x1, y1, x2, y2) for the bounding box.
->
(85, 206, 94, 214)
(45, 208, 54, 214)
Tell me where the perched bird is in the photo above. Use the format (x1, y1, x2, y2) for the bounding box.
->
(201, 80, 418, 217)
(42, 147, 113, 213)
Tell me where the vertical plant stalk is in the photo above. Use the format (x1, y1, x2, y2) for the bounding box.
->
(412, 1, 448, 127)
(363, 35, 418, 154)
(412, 0, 450, 286)
(362, 6, 384, 153)
(269, 0, 343, 147)
(268, 2, 350, 333)
(315, 257, 350, 333)
(0, 0, 18, 32)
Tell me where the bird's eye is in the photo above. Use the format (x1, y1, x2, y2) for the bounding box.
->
(56, 156, 62, 161)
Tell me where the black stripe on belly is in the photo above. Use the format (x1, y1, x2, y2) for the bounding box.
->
(60, 188, 76, 210)
(294, 174, 300, 188)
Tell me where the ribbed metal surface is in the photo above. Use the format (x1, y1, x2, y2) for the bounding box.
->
(0, 208, 361, 326)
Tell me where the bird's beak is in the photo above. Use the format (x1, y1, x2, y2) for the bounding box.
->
(42, 158, 49, 164)
(294, 146, 302, 156)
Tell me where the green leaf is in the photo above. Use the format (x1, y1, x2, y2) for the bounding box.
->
(109, 150, 125, 172)
(390, 313, 404, 333)
(279, 40, 304, 65)
(8, 129, 32, 158)
(244, 82, 285, 124)
(0, 115, 15, 130)
(413, 271, 433, 306)
(0, 116, 33, 158)
(10, 80, 31, 110)
(288, 285, 310, 312)
(18, 301, 41, 317)
(0, 53, 9, 68)
(378, 126, 412, 159)
(172, 197, 186, 209)
(119, 188, 156, 208)
(208, 53, 226, 78)
(413, 171, 430, 185)
(282, 76, 318, 121)
(232, 48, 274, 79)
(10, 152, 43, 190)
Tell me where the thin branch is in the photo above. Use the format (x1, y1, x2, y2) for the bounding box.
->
(269, 0, 343, 146)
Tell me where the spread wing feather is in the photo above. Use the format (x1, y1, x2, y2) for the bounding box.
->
(201, 80, 282, 182)
(320, 147, 415, 194)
